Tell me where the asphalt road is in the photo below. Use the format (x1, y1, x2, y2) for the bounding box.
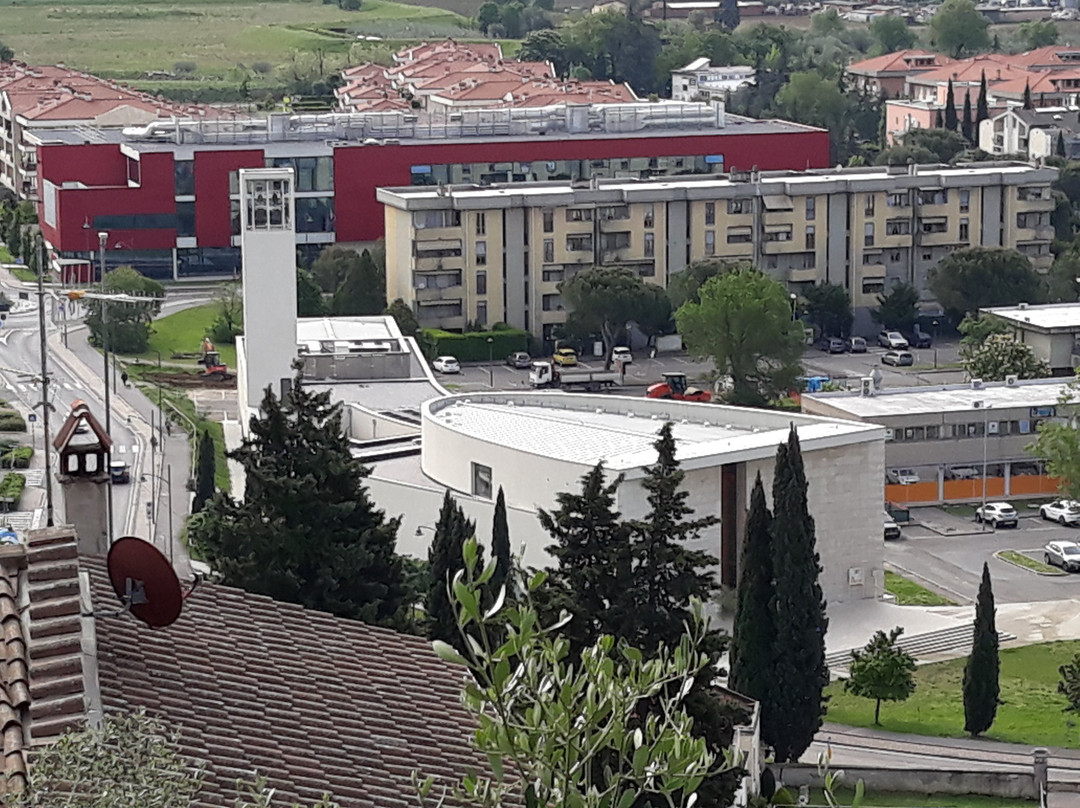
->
(888, 505, 1080, 605)
(801, 340, 967, 388)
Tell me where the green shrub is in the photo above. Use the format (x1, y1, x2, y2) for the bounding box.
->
(0, 472, 25, 507)
(0, 446, 32, 468)
(421, 328, 528, 362)
(0, 411, 25, 433)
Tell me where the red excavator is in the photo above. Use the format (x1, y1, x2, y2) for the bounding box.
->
(197, 338, 232, 381)
(645, 372, 712, 403)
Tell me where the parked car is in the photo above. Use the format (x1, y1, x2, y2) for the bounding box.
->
(432, 356, 460, 374)
(506, 352, 532, 369)
(883, 512, 901, 541)
(886, 468, 920, 485)
(881, 350, 914, 367)
(975, 502, 1019, 528)
(878, 330, 909, 349)
(946, 465, 980, 480)
(845, 336, 867, 353)
(1046, 540, 1080, 571)
(553, 348, 578, 367)
(108, 461, 130, 485)
(817, 337, 847, 353)
(906, 328, 932, 348)
(1040, 499, 1080, 525)
(612, 346, 633, 365)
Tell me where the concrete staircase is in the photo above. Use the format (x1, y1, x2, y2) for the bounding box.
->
(826, 625, 1017, 671)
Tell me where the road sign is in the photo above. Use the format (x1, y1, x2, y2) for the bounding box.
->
(27, 414, 36, 423)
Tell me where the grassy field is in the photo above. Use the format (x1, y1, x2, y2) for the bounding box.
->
(884, 570, 956, 606)
(137, 304, 237, 370)
(827, 640, 1080, 747)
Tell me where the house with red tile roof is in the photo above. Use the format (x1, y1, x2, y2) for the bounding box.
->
(846, 49, 953, 96)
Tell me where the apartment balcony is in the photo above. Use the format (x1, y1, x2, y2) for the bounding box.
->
(416, 303, 465, 331)
(1016, 195, 1055, 212)
(787, 266, 819, 283)
(600, 247, 638, 265)
(1012, 226, 1055, 243)
(414, 285, 464, 302)
(1031, 254, 1053, 272)
(413, 254, 464, 272)
(598, 218, 632, 232)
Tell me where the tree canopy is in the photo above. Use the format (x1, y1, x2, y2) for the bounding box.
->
(84, 266, 165, 354)
(872, 283, 919, 332)
(869, 14, 916, 54)
(804, 283, 854, 338)
(845, 627, 916, 725)
(667, 258, 751, 309)
(929, 247, 1044, 320)
(960, 332, 1050, 381)
(963, 563, 1000, 737)
(675, 268, 804, 406)
(930, 0, 990, 57)
(1028, 374, 1080, 500)
(1018, 19, 1058, 50)
(0, 39, 12, 63)
(330, 248, 386, 316)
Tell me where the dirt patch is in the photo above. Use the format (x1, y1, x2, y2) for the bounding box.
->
(143, 371, 236, 390)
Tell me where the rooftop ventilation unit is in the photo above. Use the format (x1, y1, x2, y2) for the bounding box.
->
(971, 379, 984, 389)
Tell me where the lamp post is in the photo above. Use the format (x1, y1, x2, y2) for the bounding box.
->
(789, 292, 798, 322)
(486, 336, 494, 388)
(34, 235, 55, 526)
(976, 400, 990, 533)
(141, 465, 174, 563)
(97, 232, 110, 434)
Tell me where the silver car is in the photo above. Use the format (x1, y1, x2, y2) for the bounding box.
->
(1046, 540, 1080, 571)
(975, 502, 1019, 528)
(1040, 499, 1080, 526)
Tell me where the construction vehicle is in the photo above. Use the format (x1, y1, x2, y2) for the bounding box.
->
(529, 361, 622, 392)
(197, 338, 233, 381)
(645, 372, 712, 403)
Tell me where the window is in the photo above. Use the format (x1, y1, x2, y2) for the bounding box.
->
(863, 252, 882, 265)
(272, 157, 333, 192)
(705, 230, 715, 256)
(643, 205, 655, 228)
(959, 218, 970, 242)
(806, 196, 816, 220)
(600, 232, 630, 251)
(865, 194, 875, 215)
(638, 264, 655, 277)
(763, 229, 792, 242)
(542, 268, 564, 282)
(174, 160, 195, 197)
(566, 234, 593, 252)
(476, 301, 487, 326)
(476, 212, 486, 235)
(918, 189, 948, 206)
(705, 202, 715, 225)
(1019, 186, 1046, 201)
(644, 233, 655, 257)
(862, 278, 885, 294)
(728, 199, 751, 214)
(920, 218, 948, 234)
(542, 293, 562, 311)
(413, 271, 462, 289)
(93, 213, 178, 230)
(960, 189, 971, 212)
(176, 202, 196, 238)
(887, 192, 909, 208)
(599, 205, 629, 220)
(566, 208, 594, 223)
(925, 425, 941, 439)
(864, 222, 874, 247)
(886, 219, 911, 236)
(296, 198, 335, 232)
(805, 225, 815, 249)
(922, 251, 933, 261)
(414, 210, 461, 229)
(727, 228, 752, 244)
(543, 238, 555, 263)
(476, 241, 487, 266)
(542, 209, 554, 233)
(472, 463, 492, 499)
(476, 270, 487, 295)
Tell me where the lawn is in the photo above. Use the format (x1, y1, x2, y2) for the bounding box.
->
(139, 304, 237, 370)
(826, 640, 1080, 747)
(884, 570, 956, 606)
(997, 549, 1063, 575)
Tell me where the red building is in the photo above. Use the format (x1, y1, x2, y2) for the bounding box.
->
(33, 105, 829, 280)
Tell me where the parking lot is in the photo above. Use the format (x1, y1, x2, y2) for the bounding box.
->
(801, 340, 966, 389)
(889, 504, 1080, 605)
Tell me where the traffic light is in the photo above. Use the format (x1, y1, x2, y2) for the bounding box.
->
(65, 290, 86, 301)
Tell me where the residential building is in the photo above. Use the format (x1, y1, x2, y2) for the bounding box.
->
(0, 62, 208, 200)
(979, 106, 1080, 159)
(802, 378, 1068, 505)
(981, 301, 1080, 376)
(846, 50, 952, 97)
(32, 104, 829, 281)
(671, 58, 755, 102)
(376, 162, 1057, 342)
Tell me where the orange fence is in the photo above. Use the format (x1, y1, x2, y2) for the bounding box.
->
(885, 475, 1062, 505)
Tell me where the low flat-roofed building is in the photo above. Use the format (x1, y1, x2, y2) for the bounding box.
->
(802, 377, 1067, 505)
(982, 301, 1080, 376)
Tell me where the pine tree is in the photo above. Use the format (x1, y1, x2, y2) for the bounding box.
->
(935, 107, 945, 129)
(490, 485, 512, 600)
(976, 71, 989, 127)
(190, 428, 216, 514)
(1059, 131, 1068, 158)
(729, 473, 776, 721)
(426, 490, 478, 652)
(188, 367, 409, 627)
(1023, 81, 1034, 110)
(769, 426, 829, 763)
(331, 248, 387, 316)
(962, 90, 973, 142)
(963, 562, 1000, 737)
(538, 463, 634, 653)
(945, 79, 958, 131)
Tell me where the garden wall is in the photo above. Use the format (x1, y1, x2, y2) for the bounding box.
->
(776, 765, 1065, 799)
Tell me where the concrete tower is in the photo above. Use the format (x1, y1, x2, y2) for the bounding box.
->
(237, 167, 298, 413)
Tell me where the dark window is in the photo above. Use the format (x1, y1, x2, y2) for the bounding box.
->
(93, 214, 178, 230)
(174, 160, 195, 196)
(176, 247, 241, 278)
(176, 202, 196, 237)
(273, 157, 333, 191)
(472, 463, 492, 498)
(296, 198, 335, 232)
(476, 270, 487, 295)
(128, 158, 141, 186)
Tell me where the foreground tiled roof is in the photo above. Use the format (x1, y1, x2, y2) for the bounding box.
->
(84, 556, 486, 808)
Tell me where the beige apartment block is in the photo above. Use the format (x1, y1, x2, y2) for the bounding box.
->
(378, 161, 1057, 343)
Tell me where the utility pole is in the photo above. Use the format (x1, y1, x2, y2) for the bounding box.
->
(34, 235, 54, 526)
(97, 232, 110, 433)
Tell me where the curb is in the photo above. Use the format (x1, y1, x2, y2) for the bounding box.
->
(993, 549, 1067, 576)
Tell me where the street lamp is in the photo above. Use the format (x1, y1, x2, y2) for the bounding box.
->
(789, 292, 798, 322)
(975, 400, 990, 533)
(141, 465, 173, 563)
(486, 336, 495, 388)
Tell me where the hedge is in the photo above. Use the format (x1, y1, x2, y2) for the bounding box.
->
(422, 329, 528, 363)
(0, 412, 25, 433)
(0, 472, 24, 510)
(0, 446, 32, 469)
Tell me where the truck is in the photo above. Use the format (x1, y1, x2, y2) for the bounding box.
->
(529, 361, 622, 392)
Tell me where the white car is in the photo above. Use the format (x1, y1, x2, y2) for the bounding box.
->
(612, 347, 633, 365)
(886, 468, 920, 485)
(878, 330, 909, 350)
(883, 512, 901, 541)
(1046, 540, 1080, 571)
(975, 502, 1019, 529)
(1041, 499, 1080, 526)
(432, 356, 460, 374)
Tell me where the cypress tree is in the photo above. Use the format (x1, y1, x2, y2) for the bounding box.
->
(1023, 81, 1033, 110)
(962, 90, 973, 142)
(191, 428, 216, 514)
(976, 71, 989, 127)
(769, 426, 829, 763)
(729, 473, 776, 723)
(963, 562, 1000, 737)
(426, 491, 478, 653)
(489, 485, 512, 599)
(945, 79, 958, 131)
(1059, 131, 1068, 158)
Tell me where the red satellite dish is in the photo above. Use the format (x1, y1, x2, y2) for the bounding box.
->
(106, 537, 183, 628)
